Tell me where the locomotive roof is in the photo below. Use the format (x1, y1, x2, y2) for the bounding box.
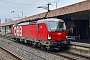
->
(13, 18, 64, 26)
(37, 18, 64, 23)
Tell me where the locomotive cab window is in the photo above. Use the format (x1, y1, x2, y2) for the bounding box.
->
(38, 24, 40, 30)
(48, 21, 66, 31)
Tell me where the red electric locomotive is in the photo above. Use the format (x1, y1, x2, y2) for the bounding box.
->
(12, 18, 70, 50)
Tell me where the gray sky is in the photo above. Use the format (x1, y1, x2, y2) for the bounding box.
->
(0, 0, 85, 23)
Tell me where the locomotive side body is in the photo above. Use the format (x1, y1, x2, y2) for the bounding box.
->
(12, 18, 70, 50)
(37, 23, 49, 40)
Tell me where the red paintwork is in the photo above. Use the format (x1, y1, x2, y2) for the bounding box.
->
(37, 23, 48, 40)
(12, 23, 67, 41)
(49, 32, 67, 41)
(21, 24, 37, 38)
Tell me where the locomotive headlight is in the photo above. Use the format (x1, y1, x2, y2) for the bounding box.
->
(66, 36, 68, 38)
(48, 34, 51, 40)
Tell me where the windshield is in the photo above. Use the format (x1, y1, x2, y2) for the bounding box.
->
(48, 21, 66, 31)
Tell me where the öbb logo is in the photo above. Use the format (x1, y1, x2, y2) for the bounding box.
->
(14, 26, 22, 36)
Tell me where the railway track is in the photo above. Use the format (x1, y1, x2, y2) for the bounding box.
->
(56, 51, 90, 60)
(0, 44, 25, 60)
(1, 35, 90, 60)
(0, 39, 47, 60)
(43, 48, 90, 60)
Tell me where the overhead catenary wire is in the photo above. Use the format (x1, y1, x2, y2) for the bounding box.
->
(5, 0, 45, 18)
(0, 0, 45, 5)
(51, 0, 60, 9)
(1, 0, 42, 19)
(0, 0, 61, 22)
(25, 2, 53, 17)
(25, 8, 38, 15)
(13, 0, 40, 16)
(14, 0, 38, 11)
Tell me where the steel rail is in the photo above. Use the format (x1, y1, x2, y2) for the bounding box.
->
(0, 45, 26, 60)
(2, 35, 90, 60)
(0, 38, 48, 60)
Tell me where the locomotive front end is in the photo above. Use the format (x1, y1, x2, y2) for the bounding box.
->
(46, 19, 70, 49)
(48, 20, 67, 40)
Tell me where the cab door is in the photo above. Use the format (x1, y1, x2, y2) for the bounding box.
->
(37, 24, 41, 40)
(37, 23, 48, 40)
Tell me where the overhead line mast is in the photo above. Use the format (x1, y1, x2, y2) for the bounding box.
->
(47, 3, 51, 12)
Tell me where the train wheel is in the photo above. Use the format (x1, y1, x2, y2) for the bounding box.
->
(37, 42, 41, 48)
(24, 40, 27, 44)
(31, 41, 33, 45)
(19, 39, 22, 43)
(35, 42, 38, 47)
(13, 37, 16, 40)
(32, 42, 36, 47)
(18, 38, 20, 42)
(27, 40, 30, 44)
(46, 46, 51, 50)
(29, 41, 32, 45)
(16, 38, 20, 42)
(41, 45, 46, 50)
(15, 38, 18, 42)
(20, 39, 24, 43)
